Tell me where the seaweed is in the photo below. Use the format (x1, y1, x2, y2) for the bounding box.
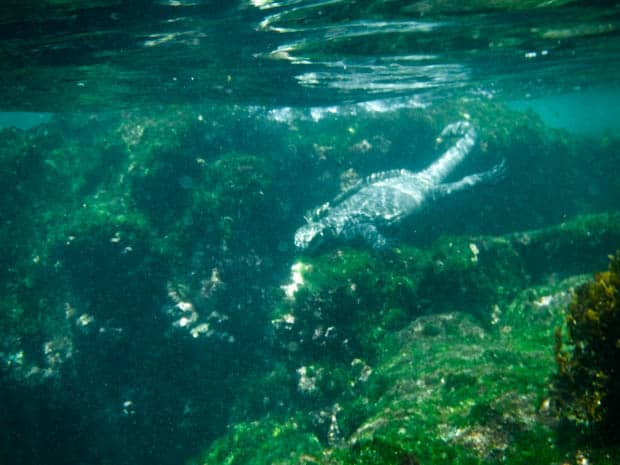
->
(554, 251, 620, 441)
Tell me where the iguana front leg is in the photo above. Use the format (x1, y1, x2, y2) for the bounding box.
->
(342, 223, 388, 249)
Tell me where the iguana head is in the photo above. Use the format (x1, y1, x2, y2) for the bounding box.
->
(294, 221, 327, 250)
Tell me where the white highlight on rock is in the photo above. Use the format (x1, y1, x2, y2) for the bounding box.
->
(172, 301, 198, 328)
(190, 323, 211, 338)
(297, 365, 318, 393)
(76, 313, 95, 327)
(534, 295, 554, 308)
(469, 242, 479, 262)
(281, 262, 307, 299)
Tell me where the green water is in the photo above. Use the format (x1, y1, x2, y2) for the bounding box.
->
(1, 2, 619, 465)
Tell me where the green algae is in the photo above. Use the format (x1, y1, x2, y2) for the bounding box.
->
(1, 102, 620, 465)
(54, 204, 168, 322)
(197, 418, 322, 465)
(275, 213, 620, 359)
(207, 274, 617, 464)
(211, 214, 620, 465)
(200, 279, 576, 465)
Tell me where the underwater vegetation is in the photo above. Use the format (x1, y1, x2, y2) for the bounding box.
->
(554, 251, 620, 441)
(1, 100, 620, 465)
(243, 214, 620, 465)
(274, 213, 620, 362)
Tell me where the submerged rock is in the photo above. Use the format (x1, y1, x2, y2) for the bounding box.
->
(553, 251, 620, 442)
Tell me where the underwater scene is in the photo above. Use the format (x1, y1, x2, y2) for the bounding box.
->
(2, 1, 620, 465)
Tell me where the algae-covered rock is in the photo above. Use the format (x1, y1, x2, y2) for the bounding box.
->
(554, 251, 620, 441)
(250, 214, 620, 465)
(200, 275, 595, 465)
(197, 417, 322, 465)
(274, 213, 620, 367)
(199, 151, 278, 253)
(54, 203, 168, 323)
(325, 275, 584, 465)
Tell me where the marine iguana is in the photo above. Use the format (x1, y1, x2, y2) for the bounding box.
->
(294, 121, 504, 250)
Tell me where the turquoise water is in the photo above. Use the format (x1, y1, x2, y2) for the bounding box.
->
(508, 89, 620, 135)
(1, 2, 619, 465)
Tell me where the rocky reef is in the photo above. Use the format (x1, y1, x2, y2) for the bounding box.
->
(1, 100, 620, 465)
(206, 214, 619, 465)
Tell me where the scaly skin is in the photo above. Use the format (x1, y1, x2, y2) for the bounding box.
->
(295, 121, 503, 250)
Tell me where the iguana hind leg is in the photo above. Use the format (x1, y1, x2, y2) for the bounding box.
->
(434, 159, 506, 198)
